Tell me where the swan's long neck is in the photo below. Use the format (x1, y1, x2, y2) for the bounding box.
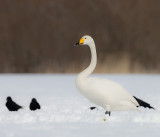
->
(78, 41, 97, 78)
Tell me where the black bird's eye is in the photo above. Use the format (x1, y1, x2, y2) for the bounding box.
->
(85, 38, 86, 39)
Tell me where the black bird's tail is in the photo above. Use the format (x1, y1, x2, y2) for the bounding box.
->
(133, 96, 155, 109)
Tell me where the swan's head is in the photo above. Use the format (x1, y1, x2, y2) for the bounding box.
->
(75, 35, 94, 47)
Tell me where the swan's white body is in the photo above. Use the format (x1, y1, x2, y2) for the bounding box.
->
(75, 35, 139, 112)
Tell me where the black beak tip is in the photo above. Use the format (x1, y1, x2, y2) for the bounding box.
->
(74, 42, 79, 46)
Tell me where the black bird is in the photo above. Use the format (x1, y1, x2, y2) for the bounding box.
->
(29, 98, 41, 111)
(6, 96, 23, 111)
(133, 96, 155, 109)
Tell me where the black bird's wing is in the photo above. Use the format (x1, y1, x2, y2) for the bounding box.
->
(35, 101, 40, 109)
(12, 101, 23, 110)
(37, 103, 41, 109)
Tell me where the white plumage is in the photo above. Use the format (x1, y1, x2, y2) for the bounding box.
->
(75, 35, 140, 115)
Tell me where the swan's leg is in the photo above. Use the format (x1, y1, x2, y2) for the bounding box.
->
(89, 107, 96, 110)
(105, 111, 111, 116)
(105, 105, 111, 116)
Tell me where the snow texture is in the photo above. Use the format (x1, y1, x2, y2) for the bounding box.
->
(0, 74, 159, 137)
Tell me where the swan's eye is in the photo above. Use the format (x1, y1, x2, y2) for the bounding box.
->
(85, 38, 86, 39)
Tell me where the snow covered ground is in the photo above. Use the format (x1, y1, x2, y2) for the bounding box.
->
(0, 74, 159, 137)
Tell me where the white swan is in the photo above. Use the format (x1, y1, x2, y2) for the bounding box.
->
(75, 35, 140, 116)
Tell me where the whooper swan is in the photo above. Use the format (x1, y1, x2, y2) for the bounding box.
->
(75, 35, 154, 116)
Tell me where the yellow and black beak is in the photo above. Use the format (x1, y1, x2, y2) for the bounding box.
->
(74, 38, 85, 46)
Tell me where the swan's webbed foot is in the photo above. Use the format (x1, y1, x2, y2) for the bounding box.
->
(105, 111, 111, 116)
(89, 107, 96, 110)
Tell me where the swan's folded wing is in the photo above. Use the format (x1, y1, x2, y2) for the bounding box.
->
(86, 78, 139, 106)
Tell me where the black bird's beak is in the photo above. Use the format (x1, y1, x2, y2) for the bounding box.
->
(74, 42, 79, 46)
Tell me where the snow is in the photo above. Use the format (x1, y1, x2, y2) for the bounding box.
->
(0, 74, 159, 137)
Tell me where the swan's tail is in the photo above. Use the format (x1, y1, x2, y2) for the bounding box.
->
(133, 96, 155, 109)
